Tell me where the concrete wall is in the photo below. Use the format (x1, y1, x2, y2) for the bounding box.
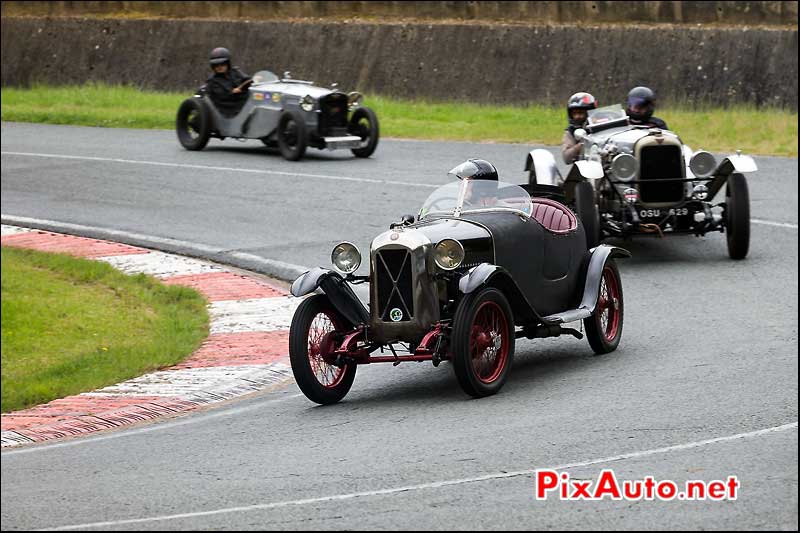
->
(2, 1, 798, 26)
(2, 17, 797, 109)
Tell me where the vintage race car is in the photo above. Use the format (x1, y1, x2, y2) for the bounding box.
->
(176, 70, 379, 161)
(524, 104, 755, 259)
(288, 160, 630, 404)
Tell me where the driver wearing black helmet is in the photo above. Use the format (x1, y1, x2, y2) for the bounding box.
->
(206, 47, 253, 117)
(626, 86, 668, 130)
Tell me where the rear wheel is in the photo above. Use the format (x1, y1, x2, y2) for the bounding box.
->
(584, 259, 624, 354)
(725, 172, 750, 260)
(289, 294, 356, 404)
(277, 110, 308, 161)
(575, 180, 600, 248)
(349, 107, 380, 158)
(451, 288, 515, 398)
(176, 98, 211, 151)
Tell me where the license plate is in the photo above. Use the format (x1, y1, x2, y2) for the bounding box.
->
(639, 207, 690, 219)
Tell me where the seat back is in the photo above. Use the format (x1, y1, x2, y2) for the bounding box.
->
(532, 198, 577, 234)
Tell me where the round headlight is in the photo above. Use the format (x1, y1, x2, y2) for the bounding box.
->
(331, 242, 361, 273)
(434, 239, 465, 271)
(611, 153, 637, 182)
(300, 95, 315, 112)
(689, 150, 716, 178)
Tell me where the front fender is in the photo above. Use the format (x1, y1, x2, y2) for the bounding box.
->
(458, 263, 538, 324)
(579, 245, 631, 313)
(291, 268, 369, 326)
(707, 153, 758, 199)
(566, 160, 605, 181)
(525, 149, 562, 186)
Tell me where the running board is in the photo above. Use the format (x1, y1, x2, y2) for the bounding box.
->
(541, 307, 592, 325)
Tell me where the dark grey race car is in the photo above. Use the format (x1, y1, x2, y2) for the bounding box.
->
(176, 70, 379, 161)
(288, 161, 631, 404)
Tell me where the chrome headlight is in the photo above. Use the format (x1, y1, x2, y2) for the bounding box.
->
(434, 239, 464, 271)
(689, 150, 716, 178)
(348, 91, 363, 111)
(300, 95, 315, 112)
(611, 153, 637, 182)
(331, 242, 361, 273)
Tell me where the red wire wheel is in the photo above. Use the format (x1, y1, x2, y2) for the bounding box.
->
(452, 288, 515, 397)
(584, 259, 624, 354)
(289, 294, 357, 404)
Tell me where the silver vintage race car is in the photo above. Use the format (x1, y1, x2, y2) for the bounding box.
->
(524, 104, 756, 259)
(176, 70, 379, 161)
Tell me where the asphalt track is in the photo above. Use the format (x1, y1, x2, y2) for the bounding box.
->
(1, 122, 797, 530)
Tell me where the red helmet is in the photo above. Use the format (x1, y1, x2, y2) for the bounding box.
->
(567, 92, 598, 127)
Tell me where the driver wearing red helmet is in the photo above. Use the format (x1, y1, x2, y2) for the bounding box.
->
(561, 92, 598, 164)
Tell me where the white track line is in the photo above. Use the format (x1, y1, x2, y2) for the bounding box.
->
(752, 218, 798, 229)
(38, 421, 798, 531)
(0, 151, 440, 188)
(3, 151, 796, 229)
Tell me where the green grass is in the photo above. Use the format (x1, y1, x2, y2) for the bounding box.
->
(1, 83, 796, 156)
(1, 246, 209, 413)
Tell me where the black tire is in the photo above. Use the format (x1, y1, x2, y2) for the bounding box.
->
(277, 110, 308, 161)
(451, 288, 515, 398)
(584, 259, 624, 355)
(176, 98, 211, 151)
(725, 173, 750, 260)
(289, 294, 356, 405)
(575, 180, 600, 248)
(349, 107, 380, 158)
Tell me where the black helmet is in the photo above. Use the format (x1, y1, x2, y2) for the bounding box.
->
(209, 47, 231, 68)
(626, 86, 656, 122)
(448, 159, 499, 181)
(567, 92, 598, 127)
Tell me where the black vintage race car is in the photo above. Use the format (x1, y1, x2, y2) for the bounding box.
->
(176, 70, 379, 161)
(289, 160, 630, 403)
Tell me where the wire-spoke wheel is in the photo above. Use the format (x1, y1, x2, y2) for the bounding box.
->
(725, 172, 750, 260)
(289, 294, 356, 404)
(584, 259, 624, 354)
(452, 288, 515, 398)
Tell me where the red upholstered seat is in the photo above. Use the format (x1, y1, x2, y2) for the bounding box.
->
(532, 198, 578, 234)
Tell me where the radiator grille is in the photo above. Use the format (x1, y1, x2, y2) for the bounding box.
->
(375, 248, 414, 322)
(638, 145, 684, 203)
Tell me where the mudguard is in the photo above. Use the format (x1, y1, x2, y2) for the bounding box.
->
(579, 245, 631, 313)
(524, 149, 562, 186)
(707, 153, 758, 199)
(290, 267, 369, 326)
(458, 264, 538, 324)
(567, 160, 605, 181)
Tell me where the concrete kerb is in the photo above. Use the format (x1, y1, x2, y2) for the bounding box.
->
(0, 220, 308, 448)
(0, 214, 311, 283)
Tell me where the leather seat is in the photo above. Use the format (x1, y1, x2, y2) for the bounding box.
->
(532, 198, 577, 234)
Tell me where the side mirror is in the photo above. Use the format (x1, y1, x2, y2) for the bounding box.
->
(574, 128, 587, 141)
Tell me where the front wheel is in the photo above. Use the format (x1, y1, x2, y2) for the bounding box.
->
(176, 98, 211, 151)
(725, 173, 750, 260)
(584, 259, 624, 354)
(349, 107, 380, 158)
(575, 180, 600, 248)
(289, 294, 356, 404)
(277, 110, 308, 161)
(451, 288, 515, 398)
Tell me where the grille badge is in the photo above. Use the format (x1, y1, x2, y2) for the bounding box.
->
(390, 308, 403, 321)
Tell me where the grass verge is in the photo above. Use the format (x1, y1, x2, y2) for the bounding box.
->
(1, 246, 209, 413)
(1, 83, 796, 157)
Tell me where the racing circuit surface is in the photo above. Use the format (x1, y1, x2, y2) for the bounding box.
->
(1, 122, 797, 530)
